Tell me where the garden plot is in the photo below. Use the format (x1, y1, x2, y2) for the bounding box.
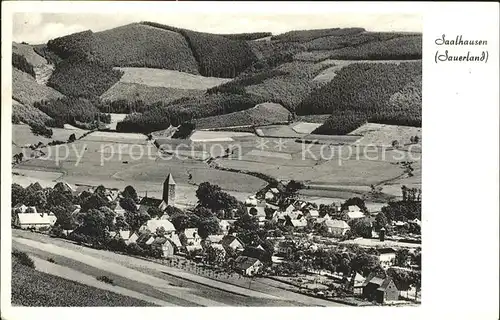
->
(245, 149, 293, 160)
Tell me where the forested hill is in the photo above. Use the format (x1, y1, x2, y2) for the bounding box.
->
(12, 22, 422, 134)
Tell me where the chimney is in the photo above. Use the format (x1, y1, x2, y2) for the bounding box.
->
(379, 227, 386, 242)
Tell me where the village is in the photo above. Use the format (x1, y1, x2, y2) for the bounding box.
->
(11, 173, 421, 306)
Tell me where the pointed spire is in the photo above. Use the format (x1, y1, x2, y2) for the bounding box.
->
(166, 173, 176, 185)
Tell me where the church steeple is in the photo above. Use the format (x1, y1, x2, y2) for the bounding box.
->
(163, 173, 176, 206)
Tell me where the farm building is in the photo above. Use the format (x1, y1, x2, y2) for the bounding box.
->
(221, 235, 245, 252)
(377, 247, 397, 268)
(323, 219, 350, 237)
(347, 210, 365, 219)
(362, 274, 399, 304)
(234, 256, 264, 276)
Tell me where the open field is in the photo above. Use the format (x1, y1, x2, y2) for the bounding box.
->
(101, 82, 204, 105)
(13, 230, 342, 306)
(116, 67, 231, 89)
(194, 102, 290, 130)
(12, 124, 87, 147)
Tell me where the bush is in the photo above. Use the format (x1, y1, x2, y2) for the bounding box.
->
(96, 275, 114, 284)
(171, 122, 196, 139)
(12, 249, 35, 269)
(47, 258, 56, 263)
(30, 123, 53, 138)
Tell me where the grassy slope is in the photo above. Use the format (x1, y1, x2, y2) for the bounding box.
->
(11, 256, 154, 307)
(101, 82, 204, 105)
(13, 42, 47, 66)
(13, 68, 64, 106)
(194, 102, 290, 129)
(12, 99, 54, 126)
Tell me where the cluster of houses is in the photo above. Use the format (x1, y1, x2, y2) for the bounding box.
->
(12, 175, 420, 303)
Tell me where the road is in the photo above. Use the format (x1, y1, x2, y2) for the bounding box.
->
(12, 230, 344, 307)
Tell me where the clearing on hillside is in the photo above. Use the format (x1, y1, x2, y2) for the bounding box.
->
(349, 123, 422, 147)
(116, 67, 231, 90)
(194, 102, 290, 129)
(101, 82, 204, 105)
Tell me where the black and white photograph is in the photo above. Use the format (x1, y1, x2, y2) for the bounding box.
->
(1, 1, 498, 317)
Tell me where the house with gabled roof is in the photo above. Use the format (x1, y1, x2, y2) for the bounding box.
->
(377, 247, 397, 268)
(234, 256, 263, 276)
(151, 236, 176, 257)
(362, 273, 399, 303)
(323, 219, 350, 237)
(139, 219, 175, 234)
(221, 235, 245, 253)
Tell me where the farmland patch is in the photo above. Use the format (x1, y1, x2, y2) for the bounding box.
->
(116, 67, 231, 90)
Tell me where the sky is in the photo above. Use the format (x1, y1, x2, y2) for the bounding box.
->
(13, 12, 422, 44)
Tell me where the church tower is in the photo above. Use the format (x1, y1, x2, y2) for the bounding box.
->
(163, 173, 176, 206)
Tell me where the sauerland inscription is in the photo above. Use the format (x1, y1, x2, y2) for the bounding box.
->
(435, 34, 489, 63)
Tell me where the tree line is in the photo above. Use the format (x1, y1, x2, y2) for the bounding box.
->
(116, 93, 265, 133)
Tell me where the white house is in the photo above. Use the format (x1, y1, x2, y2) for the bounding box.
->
(323, 219, 350, 237)
(15, 213, 54, 230)
(245, 195, 258, 206)
(347, 210, 365, 219)
(139, 219, 176, 234)
(184, 228, 201, 245)
(219, 220, 235, 235)
(377, 248, 397, 269)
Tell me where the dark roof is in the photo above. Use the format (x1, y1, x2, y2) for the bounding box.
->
(377, 247, 397, 254)
(362, 273, 396, 291)
(234, 255, 261, 270)
(139, 197, 163, 207)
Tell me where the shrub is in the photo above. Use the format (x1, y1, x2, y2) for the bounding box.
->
(47, 258, 56, 263)
(12, 249, 35, 269)
(171, 122, 196, 139)
(96, 275, 114, 284)
(30, 123, 53, 138)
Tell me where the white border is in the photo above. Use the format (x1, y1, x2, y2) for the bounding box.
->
(2, 2, 499, 320)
